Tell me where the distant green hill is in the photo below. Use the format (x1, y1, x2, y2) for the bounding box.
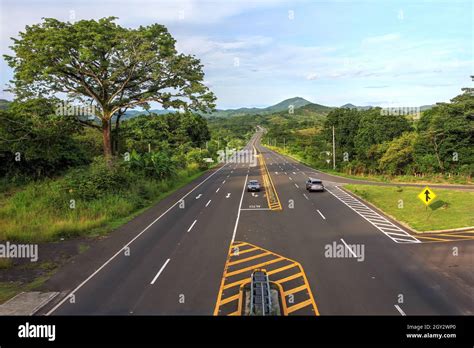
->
(297, 103, 334, 114)
(122, 109, 172, 119)
(0, 99, 11, 110)
(265, 97, 312, 112)
(340, 103, 373, 111)
(204, 97, 332, 118)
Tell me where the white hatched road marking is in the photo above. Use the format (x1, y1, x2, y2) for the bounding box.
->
(326, 186, 420, 244)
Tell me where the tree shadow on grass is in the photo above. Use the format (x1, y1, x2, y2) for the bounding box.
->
(429, 200, 448, 211)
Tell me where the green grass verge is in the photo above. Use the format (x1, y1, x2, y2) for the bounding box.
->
(344, 184, 474, 232)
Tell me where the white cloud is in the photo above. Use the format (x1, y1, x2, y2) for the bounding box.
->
(175, 35, 273, 55)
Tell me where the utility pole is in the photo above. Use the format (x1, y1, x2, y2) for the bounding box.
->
(332, 126, 336, 170)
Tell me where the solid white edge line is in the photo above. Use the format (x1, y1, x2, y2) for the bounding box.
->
(317, 209, 326, 220)
(46, 163, 228, 315)
(340, 238, 358, 258)
(187, 219, 197, 232)
(394, 304, 406, 316)
(150, 258, 171, 285)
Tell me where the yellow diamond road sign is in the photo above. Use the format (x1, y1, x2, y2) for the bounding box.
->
(418, 186, 437, 206)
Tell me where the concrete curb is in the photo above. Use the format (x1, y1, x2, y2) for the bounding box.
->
(0, 291, 59, 315)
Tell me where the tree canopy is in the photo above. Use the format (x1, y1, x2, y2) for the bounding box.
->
(4, 17, 216, 158)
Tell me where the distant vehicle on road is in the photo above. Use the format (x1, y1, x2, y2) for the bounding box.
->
(306, 178, 325, 192)
(247, 180, 261, 192)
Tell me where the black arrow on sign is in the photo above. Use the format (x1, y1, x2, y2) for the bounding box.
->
(424, 190, 430, 202)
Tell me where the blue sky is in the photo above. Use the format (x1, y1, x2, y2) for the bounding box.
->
(0, 0, 472, 109)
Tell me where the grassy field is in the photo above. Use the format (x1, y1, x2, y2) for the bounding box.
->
(344, 184, 474, 232)
(0, 165, 208, 243)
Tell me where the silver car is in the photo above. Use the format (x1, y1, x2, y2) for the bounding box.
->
(247, 180, 261, 192)
(306, 178, 324, 192)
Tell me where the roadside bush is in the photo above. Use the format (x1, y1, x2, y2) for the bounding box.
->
(186, 148, 212, 170)
(63, 158, 132, 201)
(127, 150, 177, 179)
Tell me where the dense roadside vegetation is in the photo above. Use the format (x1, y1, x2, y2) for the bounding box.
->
(0, 102, 218, 242)
(261, 90, 473, 184)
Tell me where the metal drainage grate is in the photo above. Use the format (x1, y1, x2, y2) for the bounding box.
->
(250, 270, 272, 315)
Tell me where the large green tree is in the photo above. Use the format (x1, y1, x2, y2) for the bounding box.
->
(4, 17, 215, 160)
(0, 99, 90, 178)
(415, 92, 473, 174)
(120, 112, 210, 153)
(354, 108, 412, 162)
(323, 108, 362, 161)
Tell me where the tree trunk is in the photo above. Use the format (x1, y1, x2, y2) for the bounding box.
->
(112, 111, 123, 156)
(102, 119, 113, 161)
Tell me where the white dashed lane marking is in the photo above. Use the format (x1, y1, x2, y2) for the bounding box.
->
(317, 209, 326, 220)
(187, 219, 197, 232)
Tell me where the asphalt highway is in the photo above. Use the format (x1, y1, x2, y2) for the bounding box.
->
(43, 131, 473, 315)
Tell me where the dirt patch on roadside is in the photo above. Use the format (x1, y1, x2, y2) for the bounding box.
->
(0, 237, 98, 302)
